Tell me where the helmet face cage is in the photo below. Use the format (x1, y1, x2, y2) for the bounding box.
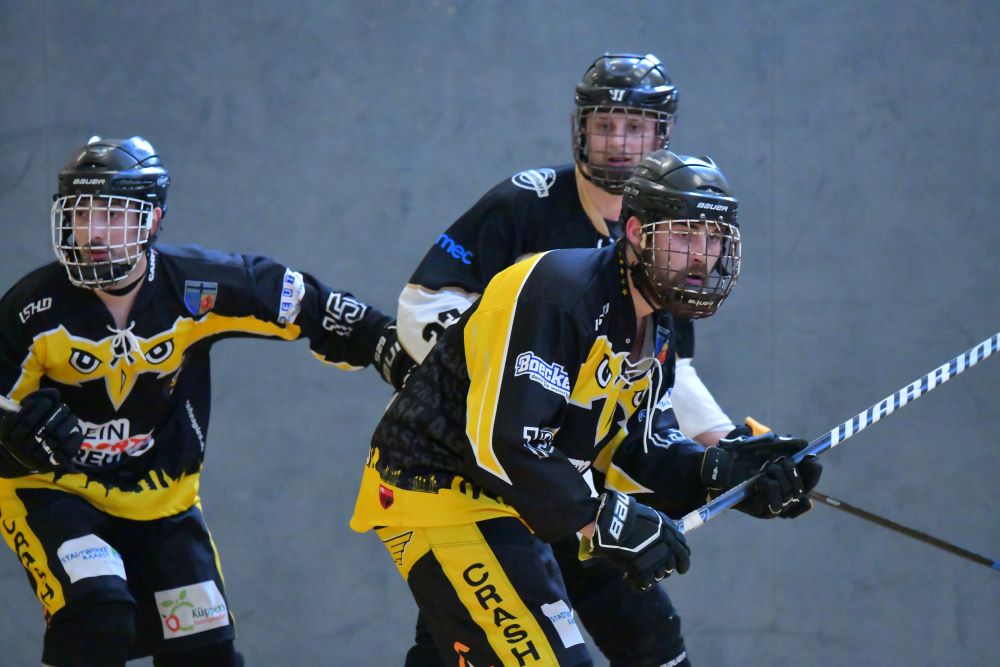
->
(638, 216, 741, 319)
(572, 106, 674, 194)
(51, 194, 154, 288)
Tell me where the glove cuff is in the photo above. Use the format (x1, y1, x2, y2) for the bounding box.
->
(700, 446, 733, 491)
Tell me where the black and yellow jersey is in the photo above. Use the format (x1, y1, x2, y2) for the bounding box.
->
(0, 244, 390, 520)
(353, 242, 707, 543)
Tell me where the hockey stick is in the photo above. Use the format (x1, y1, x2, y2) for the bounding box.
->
(809, 491, 1000, 571)
(746, 415, 995, 565)
(675, 331, 1000, 535)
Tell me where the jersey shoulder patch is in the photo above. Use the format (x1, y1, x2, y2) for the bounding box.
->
(510, 168, 558, 198)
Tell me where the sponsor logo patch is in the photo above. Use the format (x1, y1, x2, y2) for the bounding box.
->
(277, 269, 306, 324)
(156, 580, 229, 639)
(435, 233, 474, 265)
(19, 297, 52, 323)
(57, 534, 126, 583)
(541, 600, 584, 648)
(74, 418, 155, 467)
(514, 352, 571, 397)
(511, 168, 557, 198)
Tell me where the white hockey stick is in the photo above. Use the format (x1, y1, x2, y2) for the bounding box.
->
(675, 331, 1000, 535)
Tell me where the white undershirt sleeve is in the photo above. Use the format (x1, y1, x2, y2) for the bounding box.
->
(670, 357, 735, 439)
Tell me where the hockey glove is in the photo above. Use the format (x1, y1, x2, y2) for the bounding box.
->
(723, 415, 773, 440)
(0, 389, 83, 472)
(590, 491, 691, 591)
(701, 433, 822, 519)
(373, 321, 417, 391)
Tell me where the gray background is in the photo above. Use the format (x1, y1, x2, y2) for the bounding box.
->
(2, 1, 999, 665)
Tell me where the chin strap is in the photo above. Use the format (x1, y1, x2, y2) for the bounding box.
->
(620, 239, 663, 311)
(99, 252, 150, 296)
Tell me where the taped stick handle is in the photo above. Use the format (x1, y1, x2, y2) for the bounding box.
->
(674, 331, 1000, 535)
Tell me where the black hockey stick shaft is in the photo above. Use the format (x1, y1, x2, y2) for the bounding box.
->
(675, 332, 1000, 535)
(809, 491, 1000, 571)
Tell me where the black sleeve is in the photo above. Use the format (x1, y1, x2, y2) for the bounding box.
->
(607, 378, 708, 518)
(409, 188, 527, 294)
(0, 286, 43, 400)
(463, 281, 599, 541)
(222, 254, 391, 370)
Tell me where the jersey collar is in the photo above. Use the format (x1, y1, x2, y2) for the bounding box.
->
(575, 167, 612, 239)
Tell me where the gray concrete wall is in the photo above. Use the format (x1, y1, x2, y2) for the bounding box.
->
(1, 1, 998, 665)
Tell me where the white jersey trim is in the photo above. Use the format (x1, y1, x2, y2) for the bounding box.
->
(397, 284, 478, 362)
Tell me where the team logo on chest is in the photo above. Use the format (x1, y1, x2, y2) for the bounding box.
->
(570, 337, 653, 447)
(39, 322, 188, 410)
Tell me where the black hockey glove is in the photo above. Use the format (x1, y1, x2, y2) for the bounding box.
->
(590, 491, 691, 591)
(0, 389, 83, 473)
(701, 432, 822, 519)
(372, 321, 417, 391)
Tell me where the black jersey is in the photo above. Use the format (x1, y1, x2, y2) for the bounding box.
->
(0, 244, 389, 520)
(398, 164, 695, 364)
(353, 242, 707, 543)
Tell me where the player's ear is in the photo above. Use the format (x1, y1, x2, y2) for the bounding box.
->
(151, 207, 162, 236)
(625, 215, 642, 246)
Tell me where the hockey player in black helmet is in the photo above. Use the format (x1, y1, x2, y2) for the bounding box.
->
(354, 148, 821, 667)
(0, 135, 413, 667)
(51, 136, 171, 288)
(572, 53, 679, 194)
(621, 152, 741, 319)
(396, 53, 738, 667)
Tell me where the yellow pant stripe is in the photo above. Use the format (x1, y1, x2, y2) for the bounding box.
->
(428, 523, 560, 666)
(0, 493, 66, 616)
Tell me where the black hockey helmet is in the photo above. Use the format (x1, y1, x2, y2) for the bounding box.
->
(55, 135, 170, 215)
(572, 53, 679, 194)
(620, 149, 740, 318)
(51, 136, 169, 288)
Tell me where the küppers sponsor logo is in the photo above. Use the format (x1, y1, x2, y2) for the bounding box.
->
(57, 535, 126, 583)
(156, 580, 229, 639)
(514, 352, 571, 398)
(511, 168, 557, 198)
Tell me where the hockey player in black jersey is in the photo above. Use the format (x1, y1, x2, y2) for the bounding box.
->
(398, 54, 736, 666)
(353, 150, 822, 667)
(0, 136, 413, 667)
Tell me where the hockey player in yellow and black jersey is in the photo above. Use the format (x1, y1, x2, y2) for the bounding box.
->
(397, 54, 739, 667)
(352, 150, 822, 666)
(0, 136, 413, 667)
